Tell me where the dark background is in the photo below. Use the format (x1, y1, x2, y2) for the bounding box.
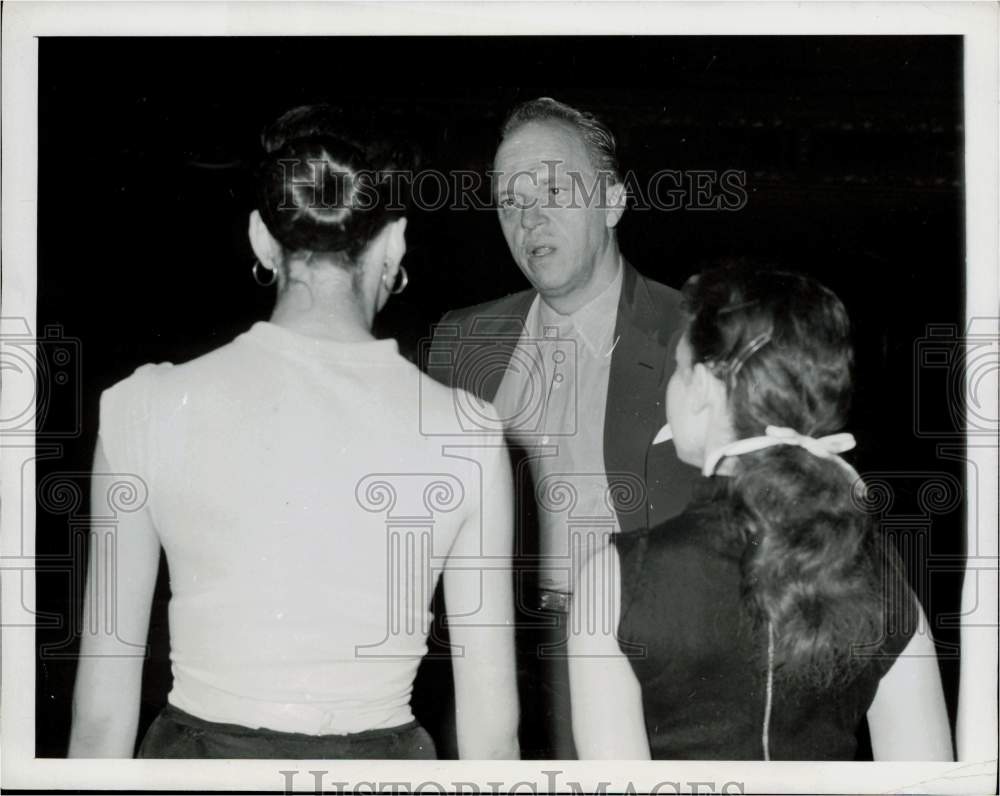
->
(35, 36, 965, 758)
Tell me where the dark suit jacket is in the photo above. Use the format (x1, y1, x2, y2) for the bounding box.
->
(425, 261, 699, 536)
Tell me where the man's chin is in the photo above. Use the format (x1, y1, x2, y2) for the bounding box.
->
(528, 277, 570, 299)
(521, 261, 569, 293)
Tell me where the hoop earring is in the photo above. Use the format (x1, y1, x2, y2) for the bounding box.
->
(252, 259, 277, 287)
(382, 264, 409, 295)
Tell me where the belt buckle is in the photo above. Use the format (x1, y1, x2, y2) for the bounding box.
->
(538, 589, 570, 613)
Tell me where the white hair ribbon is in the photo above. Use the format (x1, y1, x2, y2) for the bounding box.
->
(702, 425, 862, 485)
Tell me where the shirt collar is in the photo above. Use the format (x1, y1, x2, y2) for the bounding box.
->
(535, 261, 624, 356)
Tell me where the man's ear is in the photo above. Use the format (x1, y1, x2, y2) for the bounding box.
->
(248, 210, 283, 269)
(604, 181, 627, 229)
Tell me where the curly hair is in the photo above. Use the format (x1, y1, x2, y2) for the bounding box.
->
(683, 262, 883, 689)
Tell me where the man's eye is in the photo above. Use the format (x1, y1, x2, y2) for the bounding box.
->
(498, 196, 517, 209)
(549, 187, 562, 196)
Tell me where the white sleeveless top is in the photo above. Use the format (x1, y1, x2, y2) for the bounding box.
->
(99, 322, 500, 734)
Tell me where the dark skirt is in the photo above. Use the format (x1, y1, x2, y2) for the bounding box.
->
(138, 703, 437, 759)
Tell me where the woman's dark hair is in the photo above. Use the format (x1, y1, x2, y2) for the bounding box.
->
(683, 261, 882, 689)
(260, 103, 418, 174)
(261, 104, 348, 153)
(255, 132, 405, 263)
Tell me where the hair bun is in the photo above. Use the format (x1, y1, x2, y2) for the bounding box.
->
(256, 135, 393, 260)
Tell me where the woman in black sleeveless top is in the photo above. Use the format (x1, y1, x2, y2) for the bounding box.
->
(568, 263, 952, 760)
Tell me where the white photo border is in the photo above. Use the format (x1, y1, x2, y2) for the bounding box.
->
(2, 2, 997, 793)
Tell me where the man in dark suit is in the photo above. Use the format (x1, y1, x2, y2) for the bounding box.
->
(424, 97, 699, 758)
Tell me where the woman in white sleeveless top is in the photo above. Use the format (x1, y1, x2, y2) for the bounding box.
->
(68, 124, 519, 759)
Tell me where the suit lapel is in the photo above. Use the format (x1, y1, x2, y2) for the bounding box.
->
(604, 262, 670, 532)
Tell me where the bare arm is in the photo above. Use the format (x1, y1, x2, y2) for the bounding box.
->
(68, 441, 161, 758)
(568, 541, 650, 759)
(867, 603, 953, 761)
(444, 444, 519, 759)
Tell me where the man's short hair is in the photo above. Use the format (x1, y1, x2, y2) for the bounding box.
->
(500, 97, 621, 183)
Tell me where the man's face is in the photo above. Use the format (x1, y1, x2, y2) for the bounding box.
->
(493, 120, 623, 307)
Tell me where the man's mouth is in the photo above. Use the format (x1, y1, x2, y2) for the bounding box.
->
(527, 245, 556, 258)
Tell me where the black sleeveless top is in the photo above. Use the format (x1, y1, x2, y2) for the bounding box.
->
(613, 481, 918, 760)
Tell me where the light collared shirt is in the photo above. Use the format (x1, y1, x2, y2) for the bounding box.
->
(492, 264, 624, 593)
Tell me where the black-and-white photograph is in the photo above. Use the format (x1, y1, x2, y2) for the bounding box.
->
(2, 3, 997, 794)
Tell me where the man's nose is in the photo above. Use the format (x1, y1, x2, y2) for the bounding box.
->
(520, 199, 544, 229)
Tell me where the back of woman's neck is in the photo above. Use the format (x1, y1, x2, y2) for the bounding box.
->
(269, 293, 375, 343)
